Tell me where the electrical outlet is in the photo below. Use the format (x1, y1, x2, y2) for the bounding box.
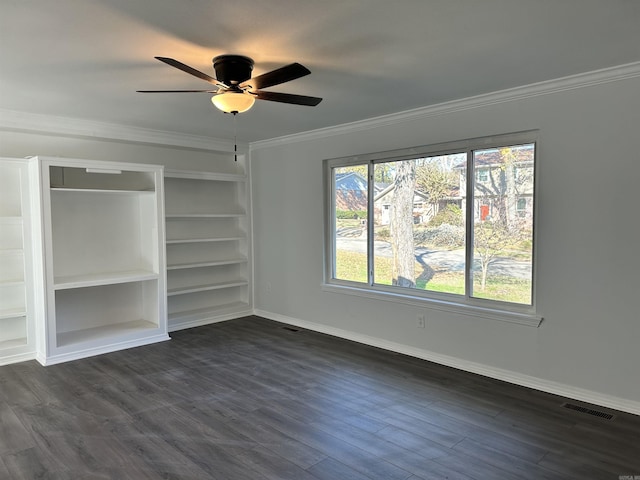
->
(416, 314, 425, 328)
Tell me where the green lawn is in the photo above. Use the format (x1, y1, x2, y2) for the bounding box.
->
(335, 250, 531, 304)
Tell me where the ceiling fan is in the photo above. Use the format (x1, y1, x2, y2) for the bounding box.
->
(137, 55, 322, 114)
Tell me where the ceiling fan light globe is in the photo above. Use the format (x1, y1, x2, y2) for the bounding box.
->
(212, 92, 255, 113)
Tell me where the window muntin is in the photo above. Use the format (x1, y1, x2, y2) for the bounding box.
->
(326, 133, 537, 311)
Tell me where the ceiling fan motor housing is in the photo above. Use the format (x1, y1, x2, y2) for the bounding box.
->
(213, 55, 254, 86)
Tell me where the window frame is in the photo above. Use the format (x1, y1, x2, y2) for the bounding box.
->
(323, 131, 542, 327)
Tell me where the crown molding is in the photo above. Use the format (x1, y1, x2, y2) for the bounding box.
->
(0, 108, 245, 153)
(251, 61, 640, 150)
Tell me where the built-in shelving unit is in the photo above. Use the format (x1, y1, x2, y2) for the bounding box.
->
(0, 156, 251, 366)
(0, 158, 36, 365)
(164, 167, 252, 331)
(34, 157, 169, 365)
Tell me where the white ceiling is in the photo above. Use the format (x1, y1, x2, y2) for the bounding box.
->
(2, 0, 639, 144)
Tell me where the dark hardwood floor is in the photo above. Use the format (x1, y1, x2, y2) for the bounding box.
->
(1, 316, 639, 479)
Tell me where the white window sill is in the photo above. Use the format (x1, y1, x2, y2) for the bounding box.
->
(321, 283, 543, 328)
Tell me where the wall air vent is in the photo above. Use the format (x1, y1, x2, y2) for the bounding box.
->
(562, 403, 614, 420)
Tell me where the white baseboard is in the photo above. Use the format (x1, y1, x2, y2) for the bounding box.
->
(254, 309, 640, 416)
(36, 334, 171, 366)
(168, 309, 253, 333)
(0, 351, 36, 367)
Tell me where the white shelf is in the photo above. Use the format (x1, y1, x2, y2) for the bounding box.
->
(167, 280, 248, 296)
(54, 270, 158, 290)
(0, 338, 28, 350)
(165, 213, 245, 218)
(164, 169, 246, 182)
(165, 218, 245, 245)
(50, 187, 155, 195)
(0, 280, 25, 288)
(0, 216, 23, 225)
(167, 258, 247, 270)
(0, 308, 26, 320)
(168, 301, 250, 323)
(0, 249, 24, 256)
(166, 236, 244, 244)
(56, 319, 159, 348)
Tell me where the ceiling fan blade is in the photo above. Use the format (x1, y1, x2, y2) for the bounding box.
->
(137, 90, 217, 93)
(254, 90, 322, 106)
(242, 63, 311, 90)
(154, 56, 224, 86)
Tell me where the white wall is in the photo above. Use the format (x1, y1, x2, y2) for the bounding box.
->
(251, 72, 640, 413)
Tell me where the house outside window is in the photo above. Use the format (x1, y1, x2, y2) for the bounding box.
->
(325, 132, 538, 315)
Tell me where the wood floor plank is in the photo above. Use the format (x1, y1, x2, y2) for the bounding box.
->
(381, 450, 477, 480)
(432, 451, 527, 480)
(0, 315, 638, 479)
(306, 457, 376, 480)
(0, 404, 34, 456)
(537, 450, 622, 480)
(375, 425, 456, 459)
(368, 405, 468, 448)
(0, 371, 42, 408)
(2, 447, 57, 480)
(452, 437, 566, 480)
(230, 444, 322, 480)
(226, 414, 328, 470)
(0, 455, 11, 479)
(248, 406, 413, 480)
(100, 422, 215, 477)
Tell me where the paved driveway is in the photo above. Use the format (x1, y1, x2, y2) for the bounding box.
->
(336, 237, 531, 279)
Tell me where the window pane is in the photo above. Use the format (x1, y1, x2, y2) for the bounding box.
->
(333, 166, 368, 283)
(471, 144, 535, 304)
(373, 154, 465, 294)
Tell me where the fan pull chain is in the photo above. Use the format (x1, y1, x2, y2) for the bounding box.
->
(233, 112, 238, 162)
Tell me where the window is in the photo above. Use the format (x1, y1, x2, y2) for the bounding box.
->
(325, 132, 538, 317)
(516, 197, 528, 217)
(476, 168, 489, 182)
(333, 167, 369, 283)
